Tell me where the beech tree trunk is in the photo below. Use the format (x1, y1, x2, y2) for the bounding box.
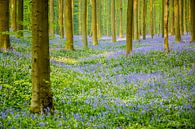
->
(91, 0, 98, 45)
(111, 0, 116, 42)
(126, 0, 133, 56)
(150, 0, 154, 38)
(119, 0, 123, 38)
(143, 0, 146, 40)
(65, 0, 74, 50)
(17, 0, 23, 37)
(82, 0, 88, 48)
(174, 0, 181, 42)
(191, 0, 195, 42)
(0, 0, 10, 50)
(30, 0, 54, 114)
(164, 0, 169, 52)
(59, 0, 64, 38)
(49, 0, 54, 37)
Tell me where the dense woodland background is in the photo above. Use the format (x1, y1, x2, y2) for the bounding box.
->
(0, 0, 195, 128)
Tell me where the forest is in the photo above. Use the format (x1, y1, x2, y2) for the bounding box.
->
(0, 0, 195, 128)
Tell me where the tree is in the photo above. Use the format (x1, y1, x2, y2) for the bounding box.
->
(134, 0, 139, 40)
(164, 0, 169, 52)
(82, 0, 88, 48)
(49, 0, 54, 37)
(17, 0, 23, 37)
(162, 0, 164, 37)
(174, 0, 181, 42)
(170, 0, 175, 35)
(91, 0, 98, 45)
(150, 0, 154, 38)
(59, 0, 64, 38)
(119, 0, 123, 38)
(111, 0, 116, 42)
(30, 0, 54, 114)
(143, 0, 146, 40)
(0, 0, 10, 50)
(179, 0, 183, 35)
(126, 0, 133, 56)
(65, 0, 74, 50)
(11, 0, 17, 31)
(191, 0, 195, 42)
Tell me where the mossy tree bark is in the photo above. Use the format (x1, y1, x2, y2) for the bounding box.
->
(0, 0, 10, 50)
(143, 0, 146, 40)
(49, 0, 54, 37)
(164, 0, 169, 52)
(59, 0, 64, 38)
(119, 0, 123, 38)
(150, 0, 154, 38)
(65, 0, 74, 50)
(134, 0, 139, 40)
(126, 0, 133, 56)
(179, 0, 183, 35)
(82, 0, 88, 48)
(91, 0, 98, 45)
(17, 0, 23, 37)
(190, 0, 195, 42)
(30, 0, 54, 114)
(171, 0, 175, 35)
(111, 0, 116, 42)
(174, 0, 181, 42)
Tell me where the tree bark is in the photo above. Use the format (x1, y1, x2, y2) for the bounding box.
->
(49, 0, 54, 37)
(119, 0, 123, 38)
(59, 0, 64, 38)
(174, 0, 181, 42)
(179, 0, 183, 35)
(150, 0, 154, 38)
(91, 0, 98, 45)
(11, 0, 17, 31)
(164, 0, 169, 52)
(162, 0, 164, 37)
(65, 0, 74, 50)
(82, 0, 88, 48)
(190, 0, 195, 42)
(0, 0, 10, 50)
(17, 0, 23, 37)
(143, 0, 146, 40)
(111, 0, 116, 42)
(126, 0, 133, 56)
(30, 0, 54, 114)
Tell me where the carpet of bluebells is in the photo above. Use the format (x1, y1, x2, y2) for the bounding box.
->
(0, 34, 195, 128)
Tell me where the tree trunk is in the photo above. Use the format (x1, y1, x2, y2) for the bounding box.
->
(119, 0, 123, 38)
(179, 0, 183, 35)
(171, 0, 175, 35)
(97, 0, 102, 39)
(164, 0, 169, 52)
(134, 0, 139, 40)
(49, 0, 54, 37)
(82, 0, 88, 48)
(174, 0, 181, 42)
(58, 0, 64, 38)
(65, 0, 74, 50)
(30, 0, 54, 114)
(111, 0, 116, 42)
(143, 0, 146, 39)
(162, 0, 164, 37)
(91, 0, 98, 45)
(0, 0, 10, 50)
(191, 0, 195, 42)
(126, 0, 133, 56)
(11, 0, 17, 31)
(17, 0, 23, 37)
(150, 0, 154, 38)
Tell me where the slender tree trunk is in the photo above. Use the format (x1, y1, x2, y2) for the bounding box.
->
(31, 0, 54, 114)
(111, 0, 116, 42)
(59, 0, 64, 38)
(164, 0, 169, 52)
(78, 0, 81, 35)
(126, 0, 133, 56)
(188, 0, 191, 34)
(150, 0, 154, 38)
(174, 0, 181, 42)
(179, 0, 183, 35)
(49, 0, 54, 37)
(162, 0, 164, 37)
(119, 0, 123, 38)
(82, 0, 88, 48)
(91, 0, 98, 45)
(134, 0, 139, 40)
(138, 0, 142, 38)
(0, 0, 10, 50)
(17, 0, 23, 37)
(191, 0, 195, 42)
(143, 0, 146, 39)
(65, 0, 74, 50)
(11, 0, 17, 31)
(97, 0, 102, 39)
(183, 0, 186, 33)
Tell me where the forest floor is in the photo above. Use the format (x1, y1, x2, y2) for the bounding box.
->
(0, 34, 195, 128)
